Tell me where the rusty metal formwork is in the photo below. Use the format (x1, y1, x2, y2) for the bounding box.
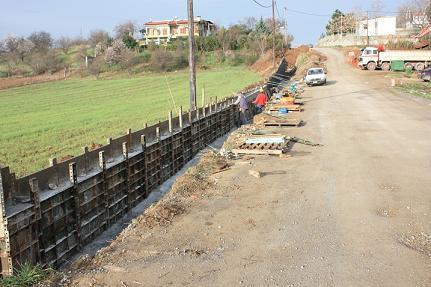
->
(0, 97, 243, 276)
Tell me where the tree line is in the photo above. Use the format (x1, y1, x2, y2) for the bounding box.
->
(0, 17, 292, 78)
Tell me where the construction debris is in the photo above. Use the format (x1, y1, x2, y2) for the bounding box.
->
(248, 170, 262, 178)
(287, 136, 322, 147)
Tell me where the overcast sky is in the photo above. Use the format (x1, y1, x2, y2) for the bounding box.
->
(0, 0, 405, 45)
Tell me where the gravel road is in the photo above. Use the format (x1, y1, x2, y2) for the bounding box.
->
(68, 48, 431, 287)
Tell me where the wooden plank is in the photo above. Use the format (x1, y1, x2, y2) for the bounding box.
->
(232, 149, 283, 155)
(264, 121, 301, 127)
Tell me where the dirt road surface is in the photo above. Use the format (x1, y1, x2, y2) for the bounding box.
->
(68, 48, 431, 287)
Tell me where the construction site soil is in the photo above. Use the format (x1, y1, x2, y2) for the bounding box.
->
(48, 48, 431, 287)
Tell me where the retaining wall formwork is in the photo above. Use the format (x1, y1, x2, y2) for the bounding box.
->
(0, 96, 246, 276)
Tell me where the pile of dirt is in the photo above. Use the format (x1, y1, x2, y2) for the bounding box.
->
(251, 51, 276, 77)
(253, 113, 283, 126)
(285, 45, 310, 68)
(292, 49, 327, 81)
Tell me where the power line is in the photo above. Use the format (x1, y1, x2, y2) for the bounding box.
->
(251, 0, 271, 9)
(285, 8, 331, 17)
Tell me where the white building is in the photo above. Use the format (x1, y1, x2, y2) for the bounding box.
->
(357, 16, 397, 37)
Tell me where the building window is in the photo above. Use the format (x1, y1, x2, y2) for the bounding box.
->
(163, 28, 168, 35)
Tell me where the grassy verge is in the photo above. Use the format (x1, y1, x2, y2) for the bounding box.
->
(0, 263, 51, 287)
(0, 66, 260, 176)
(396, 82, 431, 100)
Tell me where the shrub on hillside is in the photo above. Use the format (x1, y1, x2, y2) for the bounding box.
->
(149, 49, 188, 72)
(28, 50, 65, 75)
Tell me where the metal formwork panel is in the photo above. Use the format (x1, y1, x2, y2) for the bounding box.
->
(77, 173, 106, 246)
(145, 143, 161, 192)
(172, 133, 184, 174)
(39, 187, 77, 266)
(128, 152, 147, 208)
(160, 138, 173, 182)
(7, 206, 39, 267)
(182, 126, 193, 163)
(105, 163, 128, 225)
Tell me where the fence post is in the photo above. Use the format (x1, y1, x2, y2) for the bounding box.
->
(127, 129, 132, 152)
(49, 158, 59, 187)
(107, 138, 113, 159)
(179, 106, 183, 130)
(168, 111, 173, 134)
(0, 169, 12, 277)
(209, 97, 213, 114)
(69, 162, 82, 250)
(29, 178, 42, 263)
(215, 97, 218, 112)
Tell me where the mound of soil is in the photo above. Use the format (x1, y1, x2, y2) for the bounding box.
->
(285, 45, 310, 68)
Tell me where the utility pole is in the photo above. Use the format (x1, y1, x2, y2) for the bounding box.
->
(187, 0, 197, 110)
(284, 7, 288, 53)
(272, 0, 276, 68)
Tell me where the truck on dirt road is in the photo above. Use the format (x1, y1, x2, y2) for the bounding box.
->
(358, 46, 431, 71)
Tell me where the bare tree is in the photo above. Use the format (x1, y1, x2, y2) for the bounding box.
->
(4, 35, 34, 62)
(242, 17, 258, 31)
(28, 50, 65, 75)
(28, 31, 53, 53)
(56, 37, 73, 54)
(114, 21, 136, 39)
(89, 29, 109, 46)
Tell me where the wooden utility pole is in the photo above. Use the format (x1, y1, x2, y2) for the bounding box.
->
(272, 0, 276, 68)
(187, 0, 197, 110)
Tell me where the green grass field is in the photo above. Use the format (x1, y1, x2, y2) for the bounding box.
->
(0, 66, 260, 176)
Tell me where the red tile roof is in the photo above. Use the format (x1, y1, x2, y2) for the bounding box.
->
(145, 19, 213, 26)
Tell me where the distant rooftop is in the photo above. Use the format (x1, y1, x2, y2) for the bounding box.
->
(145, 17, 214, 26)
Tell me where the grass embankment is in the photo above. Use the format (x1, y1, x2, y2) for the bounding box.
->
(396, 82, 431, 100)
(0, 66, 260, 176)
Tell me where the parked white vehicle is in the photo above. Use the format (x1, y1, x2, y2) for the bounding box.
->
(305, 67, 327, 86)
(358, 46, 431, 71)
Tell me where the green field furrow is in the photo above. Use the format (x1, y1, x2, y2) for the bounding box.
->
(0, 66, 260, 176)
